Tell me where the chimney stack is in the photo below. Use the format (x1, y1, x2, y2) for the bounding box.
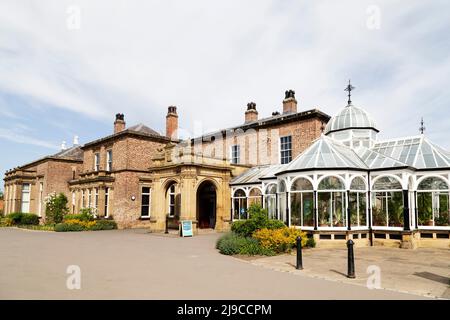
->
(114, 113, 125, 133)
(245, 102, 258, 123)
(166, 106, 178, 139)
(283, 90, 297, 114)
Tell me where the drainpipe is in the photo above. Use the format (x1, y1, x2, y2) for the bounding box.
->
(367, 172, 373, 246)
(313, 190, 318, 231)
(403, 190, 410, 231)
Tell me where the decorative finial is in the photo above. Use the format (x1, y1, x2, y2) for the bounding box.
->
(419, 117, 426, 134)
(344, 80, 355, 105)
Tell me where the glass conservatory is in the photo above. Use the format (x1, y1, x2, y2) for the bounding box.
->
(230, 95, 450, 248)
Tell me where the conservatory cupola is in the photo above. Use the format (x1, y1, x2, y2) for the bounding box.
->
(324, 81, 379, 148)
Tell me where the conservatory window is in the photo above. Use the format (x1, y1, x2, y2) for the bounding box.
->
(417, 177, 449, 227)
(278, 181, 287, 222)
(349, 176, 367, 227)
(248, 188, 262, 207)
(233, 189, 247, 220)
(372, 176, 404, 227)
(317, 176, 346, 227)
(290, 178, 314, 227)
(264, 184, 277, 219)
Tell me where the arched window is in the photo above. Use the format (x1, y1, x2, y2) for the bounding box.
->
(278, 180, 287, 223)
(372, 176, 403, 227)
(264, 184, 277, 219)
(232, 189, 247, 220)
(290, 178, 314, 227)
(318, 176, 346, 228)
(349, 177, 367, 227)
(248, 188, 262, 207)
(417, 177, 449, 227)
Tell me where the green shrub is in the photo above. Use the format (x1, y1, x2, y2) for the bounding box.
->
(90, 220, 117, 230)
(64, 211, 94, 222)
(54, 222, 85, 232)
(306, 237, 316, 248)
(216, 232, 275, 256)
(6, 212, 23, 225)
(45, 193, 68, 224)
(231, 204, 285, 237)
(20, 213, 39, 225)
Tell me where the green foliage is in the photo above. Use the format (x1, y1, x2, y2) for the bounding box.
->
(54, 222, 85, 232)
(54, 218, 117, 232)
(231, 204, 285, 237)
(306, 237, 316, 248)
(5, 212, 39, 225)
(216, 232, 275, 256)
(45, 193, 68, 224)
(64, 209, 94, 222)
(20, 213, 39, 225)
(89, 220, 117, 230)
(253, 227, 307, 253)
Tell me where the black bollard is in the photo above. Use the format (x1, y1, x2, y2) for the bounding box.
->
(347, 239, 355, 278)
(165, 214, 169, 234)
(296, 236, 303, 270)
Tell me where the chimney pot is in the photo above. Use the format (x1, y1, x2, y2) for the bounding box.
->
(245, 102, 258, 123)
(283, 89, 297, 114)
(114, 113, 126, 133)
(61, 141, 67, 150)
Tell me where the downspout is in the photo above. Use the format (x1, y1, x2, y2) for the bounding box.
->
(367, 171, 373, 246)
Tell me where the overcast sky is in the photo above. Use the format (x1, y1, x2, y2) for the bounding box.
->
(1, 0, 450, 190)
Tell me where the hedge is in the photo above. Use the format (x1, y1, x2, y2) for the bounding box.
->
(5, 212, 39, 226)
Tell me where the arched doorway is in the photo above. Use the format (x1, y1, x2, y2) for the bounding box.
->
(197, 181, 217, 229)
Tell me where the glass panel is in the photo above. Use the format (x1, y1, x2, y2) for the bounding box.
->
(373, 176, 402, 190)
(349, 192, 367, 227)
(318, 176, 344, 190)
(332, 192, 346, 227)
(436, 193, 449, 226)
(372, 191, 403, 227)
(265, 184, 277, 195)
(318, 193, 331, 227)
(233, 189, 246, 197)
(290, 193, 302, 226)
(279, 181, 286, 193)
(265, 195, 276, 219)
(417, 192, 433, 226)
(291, 178, 313, 191)
(302, 192, 314, 227)
(248, 196, 262, 207)
(249, 188, 262, 197)
(417, 177, 448, 190)
(350, 177, 366, 190)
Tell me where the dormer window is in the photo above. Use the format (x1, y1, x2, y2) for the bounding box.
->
(94, 153, 100, 171)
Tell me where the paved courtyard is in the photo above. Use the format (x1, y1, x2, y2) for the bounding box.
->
(0, 228, 439, 299)
(247, 246, 450, 299)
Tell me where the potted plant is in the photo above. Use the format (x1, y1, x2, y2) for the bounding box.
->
(334, 210, 344, 227)
(418, 208, 433, 226)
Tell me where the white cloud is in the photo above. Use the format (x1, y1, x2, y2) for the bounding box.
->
(0, 128, 57, 149)
(0, 0, 449, 146)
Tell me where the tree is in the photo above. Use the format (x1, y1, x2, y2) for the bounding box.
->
(45, 192, 68, 224)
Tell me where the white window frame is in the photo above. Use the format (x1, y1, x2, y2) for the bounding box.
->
(230, 145, 240, 164)
(94, 153, 100, 171)
(280, 135, 292, 164)
(141, 187, 151, 218)
(168, 184, 176, 217)
(21, 183, 31, 213)
(105, 187, 110, 218)
(38, 182, 43, 217)
(106, 150, 113, 171)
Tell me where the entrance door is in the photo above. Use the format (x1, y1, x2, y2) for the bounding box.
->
(197, 182, 217, 229)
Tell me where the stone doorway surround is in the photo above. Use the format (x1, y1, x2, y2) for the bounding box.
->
(143, 143, 249, 233)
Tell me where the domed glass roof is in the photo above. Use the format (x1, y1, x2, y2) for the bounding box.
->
(324, 104, 378, 135)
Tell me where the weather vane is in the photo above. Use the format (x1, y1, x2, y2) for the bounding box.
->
(419, 117, 426, 134)
(345, 80, 355, 105)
